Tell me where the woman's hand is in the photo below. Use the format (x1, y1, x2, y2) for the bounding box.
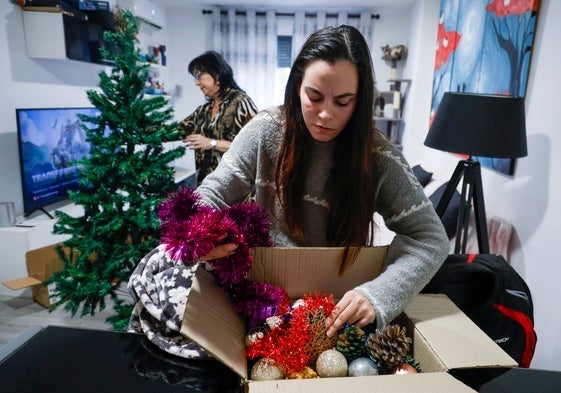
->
(198, 243, 238, 261)
(184, 134, 214, 151)
(325, 290, 376, 337)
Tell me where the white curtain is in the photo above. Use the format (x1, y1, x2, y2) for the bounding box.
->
(211, 9, 374, 109)
(291, 11, 375, 62)
(212, 9, 277, 111)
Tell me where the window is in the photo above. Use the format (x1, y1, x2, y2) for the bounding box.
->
(274, 35, 292, 105)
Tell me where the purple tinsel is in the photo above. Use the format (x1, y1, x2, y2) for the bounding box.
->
(231, 279, 290, 330)
(158, 186, 287, 328)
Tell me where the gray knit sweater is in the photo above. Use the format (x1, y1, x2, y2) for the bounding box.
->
(197, 106, 449, 328)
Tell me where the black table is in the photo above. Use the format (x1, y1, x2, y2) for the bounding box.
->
(0, 325, 242, 392)
(2, 325, 561, 392)
(450, 366, 561, 392)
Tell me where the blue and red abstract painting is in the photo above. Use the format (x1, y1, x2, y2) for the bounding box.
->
(431, 0, 540, 175)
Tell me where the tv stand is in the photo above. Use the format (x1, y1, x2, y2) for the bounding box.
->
(25, 208, 54, 220)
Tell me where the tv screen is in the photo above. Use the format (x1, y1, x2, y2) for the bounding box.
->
(16, 107, 100, 217)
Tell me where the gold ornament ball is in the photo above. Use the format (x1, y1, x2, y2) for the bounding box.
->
(315, 349, 348, 377)
(250, 358, 285, 381)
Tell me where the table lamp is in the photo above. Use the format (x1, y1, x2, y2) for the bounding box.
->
(424, 92, 527, 253)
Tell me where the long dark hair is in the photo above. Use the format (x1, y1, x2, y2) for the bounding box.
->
(188, 50, 242, 99)
(275, 25, 377, 274)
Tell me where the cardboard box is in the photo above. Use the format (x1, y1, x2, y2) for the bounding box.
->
(2, 243, 64, 308)
(180, 247, 517, 392)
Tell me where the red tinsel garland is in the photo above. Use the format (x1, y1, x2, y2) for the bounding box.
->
(246, 293, 337, 374)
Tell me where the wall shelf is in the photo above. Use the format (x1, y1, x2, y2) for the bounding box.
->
(375, 78, 411, 149)
(22, 8, 117, 66)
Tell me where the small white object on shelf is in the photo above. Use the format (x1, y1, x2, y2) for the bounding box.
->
(394, 91, 401, 110)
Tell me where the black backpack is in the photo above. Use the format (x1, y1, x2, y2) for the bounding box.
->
(422, 253, 537, 367)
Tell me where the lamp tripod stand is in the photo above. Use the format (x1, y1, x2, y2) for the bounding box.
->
(435, 158, 490, 254)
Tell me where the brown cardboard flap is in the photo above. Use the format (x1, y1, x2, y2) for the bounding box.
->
(249, 247, 387, 299)
(180, 266, 248, 379)
(246, 372, 475, 392)
(3, 276, 43, 290)
(26, 244, 65, 279)
(405, 294, 518, 370)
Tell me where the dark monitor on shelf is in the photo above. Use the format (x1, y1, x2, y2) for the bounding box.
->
(63, 13, 118, 65)
(15, 107, 100, 217)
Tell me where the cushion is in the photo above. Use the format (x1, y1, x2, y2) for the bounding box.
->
(428, 182, 461, 239)
(412, 165, 433, 187)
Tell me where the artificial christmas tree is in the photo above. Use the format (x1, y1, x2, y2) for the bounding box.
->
(48, 8, 185, 330)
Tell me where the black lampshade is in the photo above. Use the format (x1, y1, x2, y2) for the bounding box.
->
(425, 92, 527, 158)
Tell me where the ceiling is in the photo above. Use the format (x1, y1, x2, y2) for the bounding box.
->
(154, 0, 415, 10)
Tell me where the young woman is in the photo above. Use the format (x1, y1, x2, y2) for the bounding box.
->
(196, 25, 449, 336)
(179, 50, 258, 185)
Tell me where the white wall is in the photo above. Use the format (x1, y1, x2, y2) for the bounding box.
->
(1, 0, 560, 371)
(163, 4, 211, 122)
(402, 0, 561, 371)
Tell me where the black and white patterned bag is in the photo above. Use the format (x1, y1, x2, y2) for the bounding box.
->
(128, 245, 207, 358)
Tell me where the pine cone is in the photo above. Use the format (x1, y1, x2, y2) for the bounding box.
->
(336, 325, 366, 361)
(366, 324, 412, 371)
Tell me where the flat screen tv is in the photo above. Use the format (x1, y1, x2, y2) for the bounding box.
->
(16, 107, 100, 217)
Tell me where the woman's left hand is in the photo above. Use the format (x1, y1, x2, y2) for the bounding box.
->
(199, 243, 238, 261)
(325, 290, 376, 337)
(184, 134, 213, 151)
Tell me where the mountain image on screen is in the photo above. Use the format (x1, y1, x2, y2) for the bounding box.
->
(16, 107, 98, 217)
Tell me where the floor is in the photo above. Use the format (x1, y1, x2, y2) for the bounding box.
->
(0, 293, 115, 347)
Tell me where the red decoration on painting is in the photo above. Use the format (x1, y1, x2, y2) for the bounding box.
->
(485, 0, 539, 18)
(434, 15, 462, 70)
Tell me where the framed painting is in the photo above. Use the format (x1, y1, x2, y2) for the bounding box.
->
(430, 0, 540, 175)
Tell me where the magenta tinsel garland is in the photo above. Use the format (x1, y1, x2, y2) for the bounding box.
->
(160, 211, 236, 262)
(224, 203, 274, 248)
(158, 186, 211, 223)
(157, 186, 288, 328)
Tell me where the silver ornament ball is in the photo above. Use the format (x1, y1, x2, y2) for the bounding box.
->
(347, 357, 380, 377)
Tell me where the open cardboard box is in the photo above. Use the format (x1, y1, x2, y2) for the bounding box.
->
(181, 247, 517, 392)
(2, 243, 64, 308)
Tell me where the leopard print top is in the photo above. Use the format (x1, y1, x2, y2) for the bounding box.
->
(179, 88, 258, 185)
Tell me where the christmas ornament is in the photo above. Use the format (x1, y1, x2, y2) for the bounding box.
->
(392, 362, 419, 374)
(337, 325, 366, 361)
(302, 295, 338, 364)
(292, 298, 306, 309)
(347, 357, 380, 377)
(250, 358, 285, 381)
(266, 315, 283, 330)
(246, 293, 336, 374)
(245, 327, 266, 347)
(287, 366, 319, 379)
(366, 324, 412, 372)
(315, 349, 348, 378)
